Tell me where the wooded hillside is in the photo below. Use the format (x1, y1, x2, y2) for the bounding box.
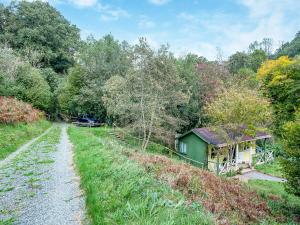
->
(0, 1, 299, 197)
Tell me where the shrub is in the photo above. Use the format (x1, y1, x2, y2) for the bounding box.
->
(0, 96, 43, 124)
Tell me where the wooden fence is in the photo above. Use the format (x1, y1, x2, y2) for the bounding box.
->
(111, 124, 212, 168)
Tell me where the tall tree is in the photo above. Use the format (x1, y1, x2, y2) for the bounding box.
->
(204, 86, 272, 133)
(0, 1, 80, 73)
(176, 54, 207, 131)
(280, 110, 300, 196)
(104, 39, 187, 149)
(257, 56, 300, 132)
(275, 31, 300, 58)
(228, 51, 250, 74)
(58, 35, 132, 120)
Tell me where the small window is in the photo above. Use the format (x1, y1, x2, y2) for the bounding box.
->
(179, 142, 187, 154)
(211, 148, 216, 159)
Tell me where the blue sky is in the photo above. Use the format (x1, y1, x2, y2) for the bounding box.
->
(2, 0, 300, 59)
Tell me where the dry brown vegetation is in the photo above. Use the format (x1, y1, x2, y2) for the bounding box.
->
(0, 96, 43, 124)
(129, 152, 270, 224)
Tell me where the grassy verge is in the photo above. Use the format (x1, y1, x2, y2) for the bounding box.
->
(248, 180, 300, 223)
(0, 120, 51, 160)
(255, 160, 283, 178)
(68, 126, 214, 225)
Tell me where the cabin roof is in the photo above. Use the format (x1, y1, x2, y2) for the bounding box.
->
(178, 127, 271, 148)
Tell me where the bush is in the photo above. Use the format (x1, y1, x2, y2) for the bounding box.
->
(265, 143, 284, 157)
(0, 47, 52, 112)
(0, 96, 43, 124)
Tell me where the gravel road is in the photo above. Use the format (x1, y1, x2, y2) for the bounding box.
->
(0, 124, 86, 225)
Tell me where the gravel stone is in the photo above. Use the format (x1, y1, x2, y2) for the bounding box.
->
(0, 124, 86, 225)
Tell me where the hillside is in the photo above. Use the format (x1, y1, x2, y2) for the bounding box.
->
(68, 126, 300, 224)
(0, 97, 51, 160)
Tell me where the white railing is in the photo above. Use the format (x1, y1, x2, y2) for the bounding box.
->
(219, 159, 236, 174)
(255, 151, 274, 165)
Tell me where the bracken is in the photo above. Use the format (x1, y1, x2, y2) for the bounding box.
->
(130, 153, 271, 225)
(0, 96, 43, 124)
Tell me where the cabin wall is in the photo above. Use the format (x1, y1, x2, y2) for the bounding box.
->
(237, 141, 256, 165)
(178, 133, 208, 168)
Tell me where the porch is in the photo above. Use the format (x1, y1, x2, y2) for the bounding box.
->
(208, 140, 273, 174)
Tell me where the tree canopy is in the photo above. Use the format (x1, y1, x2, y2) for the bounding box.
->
(104, 39, 187, 149)
(257, 56, 300, 132)
(275, 32, 300, 58)
(204, 85, 273, 137)
(0, 1, 80, 73)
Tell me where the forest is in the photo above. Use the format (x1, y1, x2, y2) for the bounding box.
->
(0, 0, 299, 199)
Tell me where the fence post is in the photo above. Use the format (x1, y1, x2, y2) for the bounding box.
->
(216, 153, 220, 175)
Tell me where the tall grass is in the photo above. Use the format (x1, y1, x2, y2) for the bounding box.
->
(255, 160, 284, 178)
(0, 120, 51, 160)
(248, 180, 300, 223)
(68, 126, 214, 225)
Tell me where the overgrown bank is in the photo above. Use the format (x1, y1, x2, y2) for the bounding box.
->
(68, 126, 214, 225)
(0, 120, 51, 160)
(69, 126, 300, 224)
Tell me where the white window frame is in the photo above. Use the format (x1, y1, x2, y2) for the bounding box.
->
(179, 142, 187, 154)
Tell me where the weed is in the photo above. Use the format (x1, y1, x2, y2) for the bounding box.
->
(37, 159, 55, 164)
(68, 126, 214, 225)
(0, 187, 14, 192)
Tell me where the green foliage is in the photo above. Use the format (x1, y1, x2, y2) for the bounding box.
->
(228, 51, 250, 74)
(0, 1, 80, 73)
(255, 160, 283, 178)
(176, 54, 208, 131)
(248, 180, 300, 223)
(68, 126, 213, 225)
(204, 86, 273, 137)
(0, 47, 52, 111)
(257, 56, 300, 132)
(0, 120, 51, 160)
(228, 49, 267, 74)
(265, 143, 284, 157)
(248, 49, 268, 72)
(58, 35, 131, 120)
(280, 111, 300, 196)
(104, 38, 187, 147)
(275, 31, 300, 58)
(248, 38, 273, 56)
(40, 68, 62, 119)
(228, 67, 259, 89)
(14, 65, 52, 111)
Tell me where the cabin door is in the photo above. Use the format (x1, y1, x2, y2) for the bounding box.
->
(237, 147, 250, 164)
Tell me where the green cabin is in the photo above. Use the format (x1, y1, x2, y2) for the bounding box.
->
(177, 131, 208, 168)
(176, 127, 271, 173)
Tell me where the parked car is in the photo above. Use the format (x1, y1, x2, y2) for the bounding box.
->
(73, 115, 102, 127)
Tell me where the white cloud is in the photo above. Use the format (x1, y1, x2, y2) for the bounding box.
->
(138, 16, 156, 29)
(97, 2, 130, 21)
(174, 0, 300, 60)
(148, 0, 171, 6)
(238, 0, 300, 18)
(69, 0, 97, 7)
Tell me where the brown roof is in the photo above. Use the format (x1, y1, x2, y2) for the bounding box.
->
(179, 127, 271, 147)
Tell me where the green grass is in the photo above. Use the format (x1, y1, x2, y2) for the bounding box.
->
(0, 120, 51, 160)
(68, 126, 214, 225)
(255, 160, 284, 178)
(0, 217, 15, 225)
(248, 180, 300, 223)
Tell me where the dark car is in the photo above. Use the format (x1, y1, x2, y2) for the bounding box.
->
(73, 115, 102, 127)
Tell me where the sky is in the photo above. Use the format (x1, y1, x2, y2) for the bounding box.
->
(2, 0, 300, 60)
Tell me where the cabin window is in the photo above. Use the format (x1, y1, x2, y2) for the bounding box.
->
(179, 142, 187, 154)
(211, 148, 216, 159)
